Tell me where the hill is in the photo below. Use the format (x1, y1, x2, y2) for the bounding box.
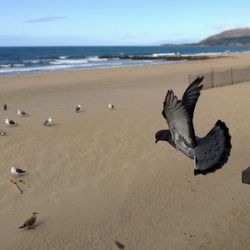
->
(199, 28, 250, 45)
(161, 28, 250, 46)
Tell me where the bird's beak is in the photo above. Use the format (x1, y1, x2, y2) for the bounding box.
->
(155, 139, 159, 144)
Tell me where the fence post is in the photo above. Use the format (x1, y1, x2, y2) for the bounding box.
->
(231, 68, 233, 84)
(211, 68, 214, 88)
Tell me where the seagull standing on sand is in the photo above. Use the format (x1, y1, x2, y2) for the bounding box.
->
(74, 104, 82, 113)
(43, 117, 52, 126)
(11, 166, 27, 176)
(108, 104, 115, 110)
(5, 118, 17, 127)
(19, 212, 38, 229)
(17, 109, 28, 117)
(0, 129, 6, 136)
(155, 77, 232, 175)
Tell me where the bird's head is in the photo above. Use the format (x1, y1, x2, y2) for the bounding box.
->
(78, 104, 81, 108)
(48, 117, 52, 122)
(155, 129, 173, 145)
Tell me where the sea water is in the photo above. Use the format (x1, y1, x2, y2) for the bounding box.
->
(1, 46, 250, 75)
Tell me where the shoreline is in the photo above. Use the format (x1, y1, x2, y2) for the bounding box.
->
(0, 55, 231, 79)
(0, 50, 247, 77)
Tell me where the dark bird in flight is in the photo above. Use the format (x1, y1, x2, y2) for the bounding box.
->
(19, 212, 38, 229)
(155, 77, 231, 175)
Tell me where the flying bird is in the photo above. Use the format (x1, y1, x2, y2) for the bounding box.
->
(155, 77, 231, 175)
(5, 118, 17, 127)
(108, 104, 115, 110)
(11, 166, 27, 176)
(43, 117, 52, 126)
(74, 104, 82, 113)
(19, 212, 38, 229)
(17, 109, 28, 117)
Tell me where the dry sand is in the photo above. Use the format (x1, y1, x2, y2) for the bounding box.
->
(0, 53, 250, 250)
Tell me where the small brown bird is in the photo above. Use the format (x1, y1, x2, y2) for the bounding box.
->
(19, 212, 38, 229)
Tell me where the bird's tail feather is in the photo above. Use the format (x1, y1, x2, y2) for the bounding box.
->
(194, 120, 231, 175)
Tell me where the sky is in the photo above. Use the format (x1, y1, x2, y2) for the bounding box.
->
(0, 0, 250, 46)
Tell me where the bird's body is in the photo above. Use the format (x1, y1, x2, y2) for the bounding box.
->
(155, 77, 232, 175)
(11, 166, 26, 176)
(74, 104, 82, 113)
(5, 118, 17, 127)
(19, 212, 38, 229)
(0, 129, 6, 136)
(43, 117, 52, 126)
(17, 109, 28, 117)
(108, 104, 115, 110)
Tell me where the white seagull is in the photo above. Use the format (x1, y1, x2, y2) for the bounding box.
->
(43, 117, 52, 126)
(74, 104, 82, 113)
(11, 166, 27, 176)
(108, 104, 115, 110)
(0, 129, 6, 136)
(5, 118, 17, 127)
(17, 109, 28, 117)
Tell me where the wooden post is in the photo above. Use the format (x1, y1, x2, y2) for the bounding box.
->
(231, 68, 233, 84)
(211, 68, 214, 88)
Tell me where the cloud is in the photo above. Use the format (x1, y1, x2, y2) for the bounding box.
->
(24, 16, 67, 23)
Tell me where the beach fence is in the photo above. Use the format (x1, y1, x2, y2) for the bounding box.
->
(188, 66, 250, 89)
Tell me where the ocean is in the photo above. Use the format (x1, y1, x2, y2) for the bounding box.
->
(1, 46, 250, 75)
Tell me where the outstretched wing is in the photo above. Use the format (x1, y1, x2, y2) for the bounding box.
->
(182, 77, 204, 119)
(194, 120, 231, 175)
(162, 89, 196, 149)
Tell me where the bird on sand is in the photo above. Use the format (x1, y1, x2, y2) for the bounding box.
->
(0, 129, 6, 136)
(74, 104, 82, 113)
(17, 109, 28, 117)
(5, 118, 17, 127)
(108, 103, 115, 110)
(43, 117, 52, 126)
(155, 77, 232, 175)
(19, 212, 38, 229)
(11, 166, 27, 176)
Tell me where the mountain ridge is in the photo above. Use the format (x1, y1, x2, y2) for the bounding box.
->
(162, 27, 250, 46)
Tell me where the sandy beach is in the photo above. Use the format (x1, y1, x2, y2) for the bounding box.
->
(0, 53, 250, 250)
